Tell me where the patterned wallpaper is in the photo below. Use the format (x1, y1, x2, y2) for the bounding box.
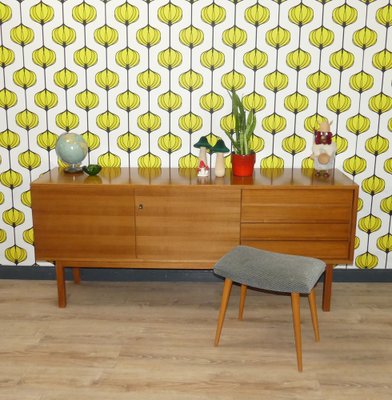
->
(0, 0, 391, 269)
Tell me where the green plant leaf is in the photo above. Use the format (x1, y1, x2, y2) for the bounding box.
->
(228, 90, 257, 155)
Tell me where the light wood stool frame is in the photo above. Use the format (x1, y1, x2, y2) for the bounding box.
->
(214, 279, 320, 372)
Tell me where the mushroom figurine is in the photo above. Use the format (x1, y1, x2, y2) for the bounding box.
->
(211, 139, 230, 178)
(193, 136, 211, 176)
(197, 160, 209, 177)
(311, 120, 336, 178)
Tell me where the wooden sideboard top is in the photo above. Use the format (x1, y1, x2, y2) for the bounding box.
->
(32, 167, 358, 189)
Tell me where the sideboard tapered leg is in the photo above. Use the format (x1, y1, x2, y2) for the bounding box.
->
(55, 261, 66, 308)
(322, 264, 334, 312)
(72, 268, 81, 284)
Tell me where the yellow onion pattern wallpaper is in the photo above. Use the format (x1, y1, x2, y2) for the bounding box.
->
(0, 0, 391, 269)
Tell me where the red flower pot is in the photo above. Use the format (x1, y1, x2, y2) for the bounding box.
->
(231, 152, 256, 177)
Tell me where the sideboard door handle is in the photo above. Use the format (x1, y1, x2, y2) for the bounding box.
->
(138, 204, 144, 210)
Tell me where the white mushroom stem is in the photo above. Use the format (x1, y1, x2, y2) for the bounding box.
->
(215, 153, 225, 177)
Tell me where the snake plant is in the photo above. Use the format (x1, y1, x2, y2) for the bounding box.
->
(225, 90, 257, 156)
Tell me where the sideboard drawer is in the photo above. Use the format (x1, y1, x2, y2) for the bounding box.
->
(241, 222, 350, 241)
(241, 189, 353, 223)
(241, 240, 350, 261)
(240, 187, 356, 263)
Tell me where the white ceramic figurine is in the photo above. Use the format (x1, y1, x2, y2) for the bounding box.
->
(312, 120, 336, 178)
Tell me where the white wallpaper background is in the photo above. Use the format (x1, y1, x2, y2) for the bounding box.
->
(0, 0, 391, 269)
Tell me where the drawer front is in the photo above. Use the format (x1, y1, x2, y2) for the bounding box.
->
(241, 223, 350, 241)
(241, 187, 356, 263)
(241, 189, 353, 223)
(241, 240, 350, 262)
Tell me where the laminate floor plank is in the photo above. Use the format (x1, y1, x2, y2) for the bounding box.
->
(0, 280, 391, 400)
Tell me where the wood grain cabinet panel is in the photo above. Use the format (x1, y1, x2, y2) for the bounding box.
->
(32, 185, 135, 260)
(241, 240, 351, 260)
(240, 188, 357, 263)
(241, 223, 350, 240)
(241, 189, 353, 223)
(135, 187, 240, 261)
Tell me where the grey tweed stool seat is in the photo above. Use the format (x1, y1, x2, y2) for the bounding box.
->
(213, 245, 326, 372)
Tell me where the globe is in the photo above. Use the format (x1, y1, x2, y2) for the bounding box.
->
(55, 132, 88, 173)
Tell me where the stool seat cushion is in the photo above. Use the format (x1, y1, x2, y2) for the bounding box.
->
(214, 246, 326, 294)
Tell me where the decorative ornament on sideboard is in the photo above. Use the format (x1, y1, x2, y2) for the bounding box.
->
(55, 132, 88, 173)
(82, 164, 102, 176)
(224, 90, 257, 177)
(211, 139, 230, 178)
(194, 136, 211, 177)
(311, 120, 336, 178)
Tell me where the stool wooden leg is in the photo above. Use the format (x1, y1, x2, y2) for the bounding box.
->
(291, 292, 303, 372)
(308, 289, 320, 342)
(214, 278, 233, 346)
(238, 284, 247, 320)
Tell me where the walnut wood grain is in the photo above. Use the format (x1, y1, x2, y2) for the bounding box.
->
(241, 189, 353, 223)
(240, 240, 351, 263)
(31, 167, 358, 310)
(32, 167, 357, 188)
(241, 223, 350, 240)
(31, 185, 135, 260)
(135, 187, 240, 261)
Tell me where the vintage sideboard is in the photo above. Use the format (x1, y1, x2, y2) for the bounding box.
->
(31, 167, 359, 309)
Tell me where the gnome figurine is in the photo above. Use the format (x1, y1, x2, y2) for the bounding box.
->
(194, 136, 211, 177)
(197, 160, 209, 177)
(311, 120, 336, 178)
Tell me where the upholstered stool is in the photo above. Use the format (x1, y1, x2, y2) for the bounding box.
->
(213, 245, 326, 371)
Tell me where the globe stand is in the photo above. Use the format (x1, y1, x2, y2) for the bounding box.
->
(64, 164, 83, 173)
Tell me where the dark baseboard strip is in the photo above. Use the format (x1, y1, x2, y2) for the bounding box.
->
(333, 269, 392, 282)
(0, 266, 392, 282)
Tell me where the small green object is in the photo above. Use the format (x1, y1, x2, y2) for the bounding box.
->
(82, 164, 102, 176)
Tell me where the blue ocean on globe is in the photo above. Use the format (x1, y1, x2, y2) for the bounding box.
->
(56, 133, 88, 165)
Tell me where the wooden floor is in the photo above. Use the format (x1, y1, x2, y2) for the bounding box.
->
(0, 280, 391, 400)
